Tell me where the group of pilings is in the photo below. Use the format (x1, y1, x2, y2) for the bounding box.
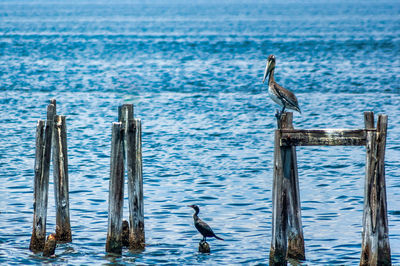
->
(29, 99, 71, 256)
(29, 100, 144, 256)
(269, 112, 391, 266)
(106, 104, 145, 254)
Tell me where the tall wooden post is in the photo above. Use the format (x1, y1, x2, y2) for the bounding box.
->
(361, 112, 391, 265)
(270, 117, 288, 265)
(29, 120, 46, 252)
(52, 115, 72, 242)
(30, 103, 56, 252)
(127, 118, 145, 249)
(118, 104, 145, 250)
(269, 113, 305, 265)
(106, 122, 125, 254)
(283, 114, 305, 260)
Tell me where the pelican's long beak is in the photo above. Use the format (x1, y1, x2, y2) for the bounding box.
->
(263, 61, 270, 83)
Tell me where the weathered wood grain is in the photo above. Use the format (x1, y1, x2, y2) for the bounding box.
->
(127, 118, 145, 250)
(282, 114, 305, 261)
(106, 122, 125, 254)
(361, 114, 391, 266)
(30, 103, 56, 252)
(269, 116, 288, 265)
(280, 129, 367, 146)
(52, 115, 72, 242)
(29, 120, 46, 252)
(269, 113, 305, 265)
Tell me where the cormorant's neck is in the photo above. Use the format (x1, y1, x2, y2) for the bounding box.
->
(193, 208, 199, 219)
(269, 68, 275, 84)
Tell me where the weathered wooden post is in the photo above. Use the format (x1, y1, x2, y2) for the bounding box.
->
(270, 114, 288, 265)
(29, 102, 56, 252)
(283, 114, 305, 261)
(269, 113, 305, 265)
(106, 122, 125, 254)
(117, 104, 145, 250)
(361, 112, 391, 265)
(127, 118, 145, 250)
(52, 114, 72, 242)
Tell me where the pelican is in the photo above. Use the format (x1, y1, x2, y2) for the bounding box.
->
(263, 55, 301, 117)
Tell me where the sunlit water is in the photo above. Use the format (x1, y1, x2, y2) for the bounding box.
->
(0, 1, 399, 265)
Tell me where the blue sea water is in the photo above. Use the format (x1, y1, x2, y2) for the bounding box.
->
(0, 0, 399, 264)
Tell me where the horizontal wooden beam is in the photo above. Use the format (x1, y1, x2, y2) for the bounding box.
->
(280, 129, 369, 146)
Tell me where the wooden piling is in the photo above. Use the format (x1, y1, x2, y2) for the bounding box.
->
(106, 122, 125, 254)
(269, 113, 288, 265)
(30, 120, 46, 252)
(269, 113, 305, 265)
(127, 118, 145, 250)
(118, 104, 145, 250)
(282, 114, 305, 261)
(199, 240, 210, 253)
(43, 233, 57, 257)
(361, 112, 391, 265)
(30, 103, 56, 252)
(52, 115, 72, 242)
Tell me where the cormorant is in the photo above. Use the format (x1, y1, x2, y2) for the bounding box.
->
(188, 205, 224, 242)
(263, 54, 301, 117)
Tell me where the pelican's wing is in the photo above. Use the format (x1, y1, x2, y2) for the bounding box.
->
(275, 82, 301, 111)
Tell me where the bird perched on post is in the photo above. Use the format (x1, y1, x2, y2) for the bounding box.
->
(188, 205, 224, 242)
(263, 54, 301, 118)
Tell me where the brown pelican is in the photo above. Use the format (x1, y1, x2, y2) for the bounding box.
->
(188, 205, 224, 242)
(263, 55, 301, 117)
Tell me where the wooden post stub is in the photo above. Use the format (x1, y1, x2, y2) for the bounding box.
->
(199, 240, 210, 253)
(364, 111, 374, 129)
(52, 115, 72, 242)
(361, 113, 391, 265)
(30, 103, 56, 252)
(106, 122, 125, 254)
(127, 118, 145, 250)
(43, 233, 57, 257)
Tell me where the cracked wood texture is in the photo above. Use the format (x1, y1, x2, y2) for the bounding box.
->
(269, 113, 305, 265)
(360, 112, 391, 266)
(106, 122, 125, 254)
(52, 115, 72, 242)
(30, 102, 56, 252)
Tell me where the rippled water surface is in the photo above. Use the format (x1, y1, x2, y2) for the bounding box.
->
(0, 1, 399, 265)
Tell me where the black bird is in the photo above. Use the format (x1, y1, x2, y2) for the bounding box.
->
(188, 205, 224, 242)
(263, 54, 301, 117)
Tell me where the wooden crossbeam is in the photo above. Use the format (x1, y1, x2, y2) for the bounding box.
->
(280, 129, 369, 146)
